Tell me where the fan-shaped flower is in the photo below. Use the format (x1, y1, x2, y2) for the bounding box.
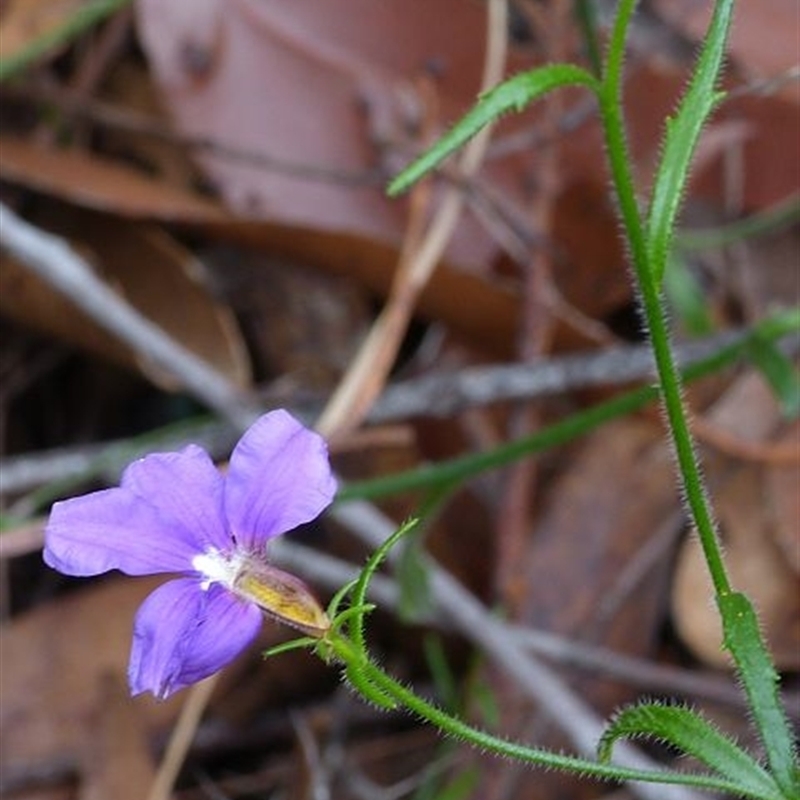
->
(44, 410, 336, 699)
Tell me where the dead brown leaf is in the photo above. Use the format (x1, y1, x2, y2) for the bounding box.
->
(134, 0, 508, 268)
(550, 178, 631, 324)
(0, 207, 252, 388)
(0, 136, 226, 222)
(79, 674, 157, 800)
(0, 577, 181, 785)
(673, 464, 800, 670)
(521, 418, 677, 672)
(0, 137, 521, 353)
(765, 426, 800, 574)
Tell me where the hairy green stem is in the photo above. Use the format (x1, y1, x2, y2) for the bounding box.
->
(328, 634, 770, 798)
(598, 0, 732, 597)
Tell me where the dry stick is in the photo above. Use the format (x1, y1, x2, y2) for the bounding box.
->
(315, 0, 509, 439)
(367, 329, 749, 421)
(331, 501, 708, 800)
(144, 677, 218, 800)
(0, 204, 261, 433)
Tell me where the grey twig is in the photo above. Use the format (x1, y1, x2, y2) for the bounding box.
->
(0, 203, 261, 431)
(0, 419, 237, 498)
(367, 332, 747, 423)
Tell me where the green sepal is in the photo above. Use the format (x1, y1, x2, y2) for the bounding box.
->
(263, 637, 317, 658)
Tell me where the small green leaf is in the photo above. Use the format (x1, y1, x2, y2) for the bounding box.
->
(599, 702, 782, 799)
(331, 604, 376, 633)
(388, 64, 600, 196)
(647, 0, 735, 284)
(663, 254, 713, 336)
(326, 577, 360, 620)
(747, 334, 800, 417)
(719, 592, 800, 797)
(398, 532, 433, 621)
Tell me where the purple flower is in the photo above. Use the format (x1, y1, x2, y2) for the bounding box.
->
(44, 410, 336, 699)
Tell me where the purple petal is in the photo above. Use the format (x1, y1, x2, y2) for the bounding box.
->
(128, 578, 263, 699)
(122, 445, 230, 552)
(225, 410, 336, 550)
(44, 487, 204, 576)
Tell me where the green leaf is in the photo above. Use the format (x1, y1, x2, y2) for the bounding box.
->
(663, 254, 714, 336)
(719, 592, 800, 797)
(388, 64, 600, 196)
(646, 0, 735, 284)
(263, 637, 317, 658)
(398, 529, 433, 621)
(747, 333, 800, 418)
(677, 194, 800, 252)
(599, 702, 782, 799)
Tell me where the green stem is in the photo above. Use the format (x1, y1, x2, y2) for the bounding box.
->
(598, 0, 732, 597)
(327, 634, 769, 797)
